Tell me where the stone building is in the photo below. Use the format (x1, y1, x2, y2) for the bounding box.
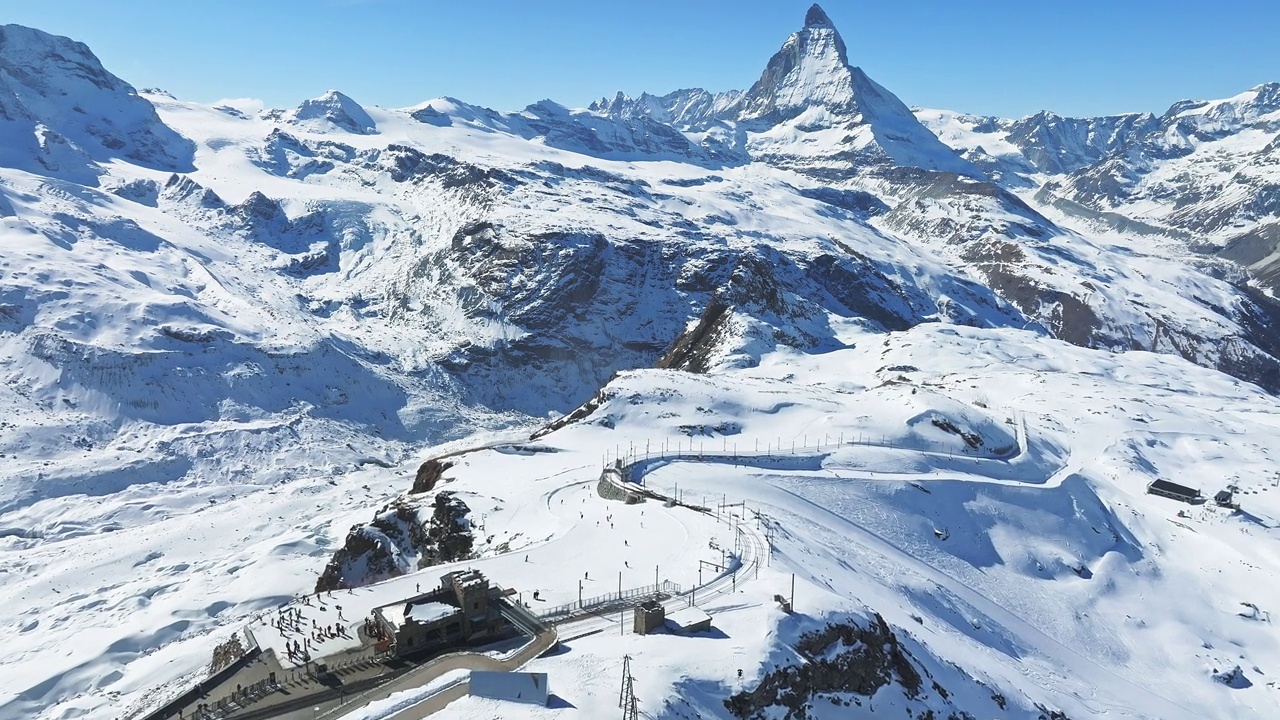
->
(372, 570, 506, 657)
(633, 599, 666, 635)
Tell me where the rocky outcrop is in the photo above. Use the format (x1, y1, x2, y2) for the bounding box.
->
(410, 459, 454, 494)
(657, 300, 731, 373)
(314, 492, 472, 592)
(376, 145, 516, 189)
(417, 493, 474, 567)
(725, 613, 924, 719)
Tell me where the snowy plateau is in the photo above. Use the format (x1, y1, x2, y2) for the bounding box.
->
(2, 4, 1280, 720)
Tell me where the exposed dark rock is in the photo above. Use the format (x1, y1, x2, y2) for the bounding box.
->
(930, 416, 983, 449)
(377, 145, 516, 189)
(109, 178, 159, 206)
(725, 613, 925, 720)
(1211, 665, 1251, 689)
(255, 128, 343, 178)
(161, 174, 225, 210)
(806, 253, 919, 331)
(417, 493, 474, 568)
(657, 300, 731, 373)
(804, 3, 834, 28)
(961, 240, 1099, 347)
(232, 191, 289, 236)
(797, 185, 889, 218)
(410, 459, 453, 494)
(445, 222, 609, 331)
(409, 105, 450, 125)
(158, 325, 227, 344)
(315, 492, 472, 592)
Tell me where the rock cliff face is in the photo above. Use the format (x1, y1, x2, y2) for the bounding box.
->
(315, 492, 472, 592)
(721, 612, 1055, 720)
(411, 459, 454, 494)
(725, 614, 925, 719)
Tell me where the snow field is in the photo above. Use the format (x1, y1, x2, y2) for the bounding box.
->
(1, 14, 1278, 718)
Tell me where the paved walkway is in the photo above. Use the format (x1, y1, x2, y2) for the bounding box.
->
(308, 626, 558, 720)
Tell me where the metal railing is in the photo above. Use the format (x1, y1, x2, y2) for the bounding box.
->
(188, 677, 278, 720)
(599, 411, 1027, 472)
(536, 580, 683, 623)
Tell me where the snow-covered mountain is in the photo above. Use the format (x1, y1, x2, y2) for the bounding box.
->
(3, 5, 1280, 720)
(918, 83, 1280, 289)
(0, 23, 193, 184)
(595, 4, 977, 177)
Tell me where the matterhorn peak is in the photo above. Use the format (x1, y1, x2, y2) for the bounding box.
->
(733, 7, 854, 122)
(730, 6, 979, 176)
(804, 3, 835, 29)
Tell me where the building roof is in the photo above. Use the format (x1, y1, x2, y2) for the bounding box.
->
(470, 671, 549, 706)
(408, 601, 458, 624)
(1148, 479, 1200, 497)
(666, 606, 712, 630)
(448, 569, 488, 590)
(377, 600, 458, 630)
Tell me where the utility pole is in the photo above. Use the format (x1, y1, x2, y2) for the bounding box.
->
(620, 655, 639, 720)
(790, 573, 795, 613)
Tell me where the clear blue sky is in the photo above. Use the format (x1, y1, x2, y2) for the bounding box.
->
(2, 0, 1277, 118)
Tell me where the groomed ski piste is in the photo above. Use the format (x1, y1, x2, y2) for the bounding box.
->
(322, 327, 1278, 720)
(14, 319, 1269, 720)
(404, 324, 1280, 720)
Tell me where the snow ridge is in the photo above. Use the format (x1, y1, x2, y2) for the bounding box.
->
(0, 24, 193, 181)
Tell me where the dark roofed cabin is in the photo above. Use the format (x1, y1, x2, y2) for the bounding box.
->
(1146, 479, 1201, 503)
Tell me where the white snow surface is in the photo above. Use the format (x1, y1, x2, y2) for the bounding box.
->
(1, 8, 1280, 720)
